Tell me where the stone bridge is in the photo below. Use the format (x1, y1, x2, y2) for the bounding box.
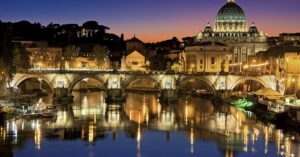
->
(10, 71, 278, 100)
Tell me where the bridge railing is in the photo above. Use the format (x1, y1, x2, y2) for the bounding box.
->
(17, 69, 274, 77)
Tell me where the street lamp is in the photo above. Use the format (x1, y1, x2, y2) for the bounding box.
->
(239, 63, 242, 74)
(38, 78, 43, 92)
(191, 64, 195, 74)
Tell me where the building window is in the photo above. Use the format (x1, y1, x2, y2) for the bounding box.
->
(200, 59, 203, 64)
(132, 61, 138, 65)
(211, 57, 215, 64)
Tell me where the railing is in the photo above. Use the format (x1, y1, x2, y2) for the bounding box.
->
(16, 68, 274, 77)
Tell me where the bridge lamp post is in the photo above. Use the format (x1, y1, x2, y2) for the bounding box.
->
(191, 64, 195, 74)
(104, 58, 107, 69)
(239, 63, 242, 75)
(38, 78, 43, 92)
(61, 57, 65, 71)
(243, 65, 249, 75)
(29, 56, 33, 68)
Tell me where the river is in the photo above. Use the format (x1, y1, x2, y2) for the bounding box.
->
(0, 91, 299, 157)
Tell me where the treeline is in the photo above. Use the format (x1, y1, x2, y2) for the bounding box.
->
(0, 20, 125, 50)
(0, 20, 127, 86)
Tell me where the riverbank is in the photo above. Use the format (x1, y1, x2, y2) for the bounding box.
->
(249, 106, 300, 132)
(227, 97, 300, 132)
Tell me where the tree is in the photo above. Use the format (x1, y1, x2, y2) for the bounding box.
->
(171, 62, 183, 72)
(36, 41, 49, 62)
(12, 46, 30, 71)
(0, 22, 15, 90)
(0, 59, 5, 82)
(62, 45, 80, 70)
(53, 51, 63, 69)
(93, 45, 108, 69)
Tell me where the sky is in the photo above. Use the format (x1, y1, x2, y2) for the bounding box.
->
(0, 0, 299, 42)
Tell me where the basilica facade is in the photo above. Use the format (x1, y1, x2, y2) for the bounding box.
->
(183, 0, 269, 73)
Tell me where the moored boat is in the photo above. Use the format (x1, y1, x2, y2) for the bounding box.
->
(41, 105, 58, 118)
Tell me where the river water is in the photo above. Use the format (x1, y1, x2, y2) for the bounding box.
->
(0, 92, 299, 157)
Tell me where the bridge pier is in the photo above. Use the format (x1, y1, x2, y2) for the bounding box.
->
(216, 90, 232, 100)
(161, 89, 178, 103)
(53, 88, 74, 103)
(106, 89, 124, 103)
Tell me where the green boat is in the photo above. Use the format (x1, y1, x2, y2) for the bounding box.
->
(230, 98, 254, 109)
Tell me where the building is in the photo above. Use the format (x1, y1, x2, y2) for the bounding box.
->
(125, 50, 146, 71)
(279, 33, 300, 46)
(241, 55, 271, 75)
(124, 36, 147, 71)
(126, 35, 145, 53)
(280, 51, 300, 96)
(69, 57, 98, 69)
(284, 52, 300, 75)
(182, 42, 232, 73)
(185, 0, 268, 73)
(26, 47, 63, 69)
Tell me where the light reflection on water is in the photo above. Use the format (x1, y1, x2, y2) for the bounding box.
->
(0, 91, 299, 157)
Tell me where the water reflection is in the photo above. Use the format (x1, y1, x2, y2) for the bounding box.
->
(0, 91, 299, 157)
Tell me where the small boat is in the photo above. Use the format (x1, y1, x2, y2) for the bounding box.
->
(192, 89, 213, 98)
(23, 110, 42, 119)
(230, 98, 254, 109)
(42, 106, 58, 118)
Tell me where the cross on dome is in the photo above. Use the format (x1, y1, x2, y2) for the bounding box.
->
(228, 0, 235, 3)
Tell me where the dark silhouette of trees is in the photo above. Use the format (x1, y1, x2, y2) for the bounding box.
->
(59, 24, 80, 44)
(0, 20, 127, 71)
(93, 45, 108, 68)
(149, 55, 175, 71)
(12, 45, 30, 70)
(0, 22, 15, 88)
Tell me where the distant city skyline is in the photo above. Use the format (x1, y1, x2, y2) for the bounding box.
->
(0, 0, 300, 42)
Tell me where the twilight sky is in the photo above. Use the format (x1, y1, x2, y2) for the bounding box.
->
(0, 0, 299, 42)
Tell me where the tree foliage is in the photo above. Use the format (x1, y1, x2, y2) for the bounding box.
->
(12, 46, 30, 70)
(62, 45, 80, 69)
(93, 45, 108, 68)
(171, 62, 183, 72)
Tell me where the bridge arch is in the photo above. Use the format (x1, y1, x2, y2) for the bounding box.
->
(179, 77, 216, 96)
(68, 75, 108, 94)
(13, 74, 54, 93)
(122, 76, 162, 92)
(229, 77, 269, 91)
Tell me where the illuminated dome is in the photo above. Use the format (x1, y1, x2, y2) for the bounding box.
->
(204, 23, 213, 33)
(215, 1, 248, 33)
(249, 22, 259, 34)
(216, 2, 246, 22)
